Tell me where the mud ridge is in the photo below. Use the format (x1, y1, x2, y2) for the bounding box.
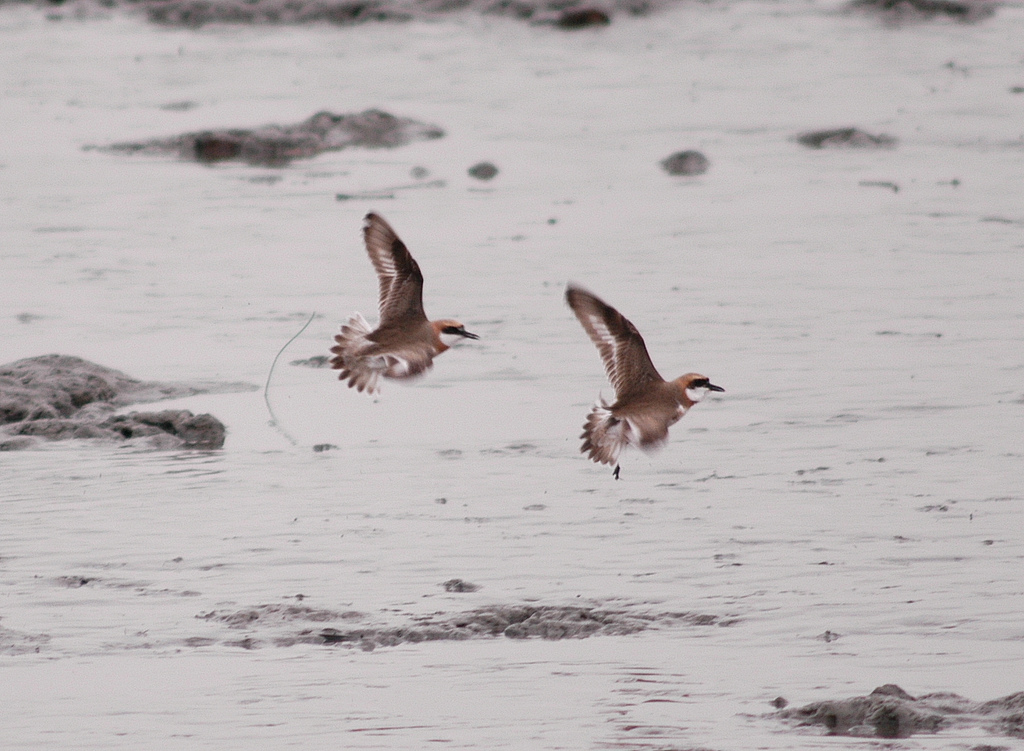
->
(195, 602, 734, 650)
(27, 0, 668, 28)
(778, 683, 1024, 740)
(796, 127, 898, 149)
(0, 354, 254, 450)
(847, 0, 995, 23)
(97, 109, 443, 167)
(0, 621, 50, 656)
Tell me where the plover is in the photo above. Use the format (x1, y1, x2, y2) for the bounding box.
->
(566, 284, 723, 479)
(329, 213, 478, 394)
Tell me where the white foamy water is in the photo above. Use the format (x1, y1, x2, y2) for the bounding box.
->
(2, 2, 1024, 748)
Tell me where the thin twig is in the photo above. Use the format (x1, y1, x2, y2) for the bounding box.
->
(264, 311, 317, 446)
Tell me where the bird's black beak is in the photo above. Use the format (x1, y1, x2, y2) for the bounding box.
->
(707, 382, 725, 392)
(441, 325, 479, 340)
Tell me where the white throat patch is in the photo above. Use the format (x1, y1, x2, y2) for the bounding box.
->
(685, 387, 708, 404)
(439, 331, 466, 347)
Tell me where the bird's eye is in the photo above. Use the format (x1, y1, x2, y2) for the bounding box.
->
(691, 378, 709, 388)
(442, 326, 463, 335)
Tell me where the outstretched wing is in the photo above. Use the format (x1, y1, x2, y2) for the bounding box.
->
(566, 284, 664, 399)
(363, 212, 427, 327)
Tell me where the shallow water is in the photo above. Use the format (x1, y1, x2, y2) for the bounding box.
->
(2, 1, 1024, 748)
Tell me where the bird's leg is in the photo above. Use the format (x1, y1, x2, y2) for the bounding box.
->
(612, 464, 620, 480)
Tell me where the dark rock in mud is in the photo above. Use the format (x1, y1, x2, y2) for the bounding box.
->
(848, 0, 994, 23)
(442, 578, 481, 592)
(467, 161, 499, 180)
(555, 7, 611, 27)
(99, 109, 445, 167)
(0, 354, 251, 449)
(778, 685, 1024, 740)
(196, 602, 732, 650)
(660, 149, 710, 176)
(796, 128, 897, 149)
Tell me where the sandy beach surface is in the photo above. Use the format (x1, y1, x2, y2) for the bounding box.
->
(2, 1, 1023, 747)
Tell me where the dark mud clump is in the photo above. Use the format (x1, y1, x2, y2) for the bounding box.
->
(442, 578, 481, 592)
(467, 161, 499, 180)
(848, 0, 995, 23)
(0, 354, 251, 450)
(796, 127, 898, 149)
(778, 684, 1024, 740)
(194, 602, 733, 650)
(660, 149, 710, 176)
(98, 109, 444, 167)
(555, 8, 611, 27)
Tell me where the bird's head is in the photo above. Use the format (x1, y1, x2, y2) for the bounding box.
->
(434, 319, 480, 344)
(675, 373, 724, 405)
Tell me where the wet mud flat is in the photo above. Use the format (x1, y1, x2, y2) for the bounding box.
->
(2, 0, 1024, 747)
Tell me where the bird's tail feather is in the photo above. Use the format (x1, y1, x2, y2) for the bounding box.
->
(330, 313, 383, 394)
(580, 398, 630, 466)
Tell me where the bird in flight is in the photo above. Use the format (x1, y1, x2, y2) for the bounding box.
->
(565, 284, 723, 479)
(330, 213, 478, 394)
